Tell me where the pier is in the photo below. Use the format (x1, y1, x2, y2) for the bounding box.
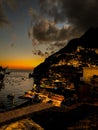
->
(0, 101, 98, 127)
(0, 102, 54, 126)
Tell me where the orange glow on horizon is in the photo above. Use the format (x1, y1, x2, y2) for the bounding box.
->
(0, 57, 45, 70)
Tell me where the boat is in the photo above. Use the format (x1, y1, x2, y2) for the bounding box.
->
(0, 66, 9, 81)
(19, 89, 65, 107)
(0, 66, 6, 81)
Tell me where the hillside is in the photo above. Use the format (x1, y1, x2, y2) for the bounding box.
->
(33, 27, 98, 84)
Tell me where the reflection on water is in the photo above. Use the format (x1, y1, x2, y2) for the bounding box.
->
(0, 70, 34, 112)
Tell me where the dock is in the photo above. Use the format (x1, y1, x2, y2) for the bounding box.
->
(0, 102, 54, 126)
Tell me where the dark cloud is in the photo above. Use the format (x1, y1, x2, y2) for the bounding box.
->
(28, 9, 71, 56)
(33, 20, 58, 41)
(32, 49, 46, 57)
(6, 0, 18, 11)
(36, 50, 49, 57)
(0, 1, 9, 26)
(0, 0, 18, 26)
(53, 41, 67, 48)
(39, 0, 98, 31)
(29, 11, 78, 56)
(30, 0, 98, 56)
(33, 20, 79, 42)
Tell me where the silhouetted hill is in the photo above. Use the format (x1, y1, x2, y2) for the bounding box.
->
(59, 27, 98, 53)
(80, 27, 98, 48)
(33, 27, 98, 82)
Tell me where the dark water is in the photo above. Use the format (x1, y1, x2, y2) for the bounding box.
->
(0, 70, 34, 111)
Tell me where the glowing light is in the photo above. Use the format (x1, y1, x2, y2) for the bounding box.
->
(0, 57, 44, 70)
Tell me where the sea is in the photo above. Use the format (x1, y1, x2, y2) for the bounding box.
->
(0, 69, 34, 112)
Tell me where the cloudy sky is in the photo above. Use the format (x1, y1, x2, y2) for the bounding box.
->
(0, 0, 98, 69)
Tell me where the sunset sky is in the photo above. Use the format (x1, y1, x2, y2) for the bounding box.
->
(0, 0, 98, 69)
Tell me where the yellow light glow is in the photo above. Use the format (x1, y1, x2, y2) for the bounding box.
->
(0, 57, 45, 70)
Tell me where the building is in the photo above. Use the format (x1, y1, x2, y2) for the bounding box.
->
(83, 67, 98, 82)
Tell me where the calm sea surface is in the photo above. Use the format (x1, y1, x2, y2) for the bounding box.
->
(0, 70, 34, 112)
